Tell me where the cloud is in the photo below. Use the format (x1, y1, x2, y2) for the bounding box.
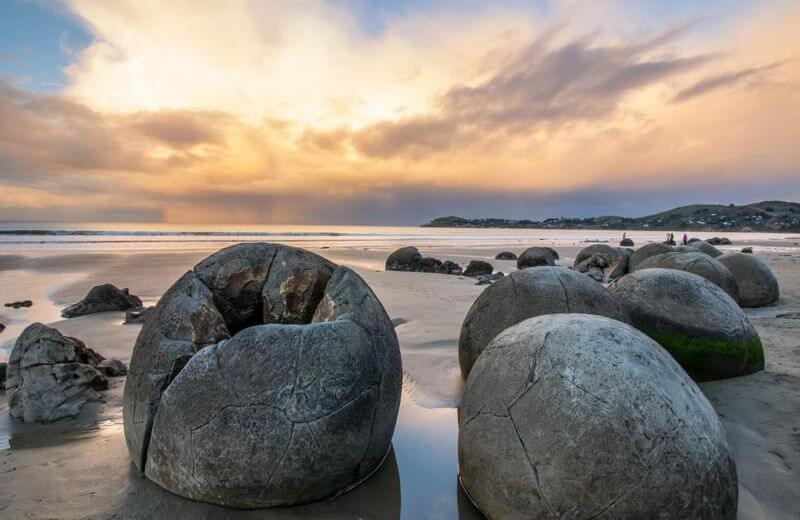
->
(352, 28, 711, 158)
(0, 1, 798, 223)
(672, 61, 787, 102)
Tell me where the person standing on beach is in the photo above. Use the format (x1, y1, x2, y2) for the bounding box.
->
(682, 233, 688, 245)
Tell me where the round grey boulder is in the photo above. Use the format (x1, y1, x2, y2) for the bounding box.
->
(627, 242, 673, 272)
(458, 267, 629, 378)
(717, 253, 779, 307)
(635, 251, 740, 301)
(495, 251, 517, 261)
(692, 240, 723, 257)
(123, 243, 402, 508)
(620, 237, 634, 246)
(609, 268, 763, 380)
(516, 247, 558, 269)
(385, 246, 422, 271)
(459, 314, 738, 519)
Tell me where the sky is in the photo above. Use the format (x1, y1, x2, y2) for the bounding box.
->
(0, 0, 798, 224)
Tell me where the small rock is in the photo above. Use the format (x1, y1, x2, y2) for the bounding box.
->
(441, 260, 463, 275)
(741, 247, 753, 254)
(463, 260, 493, 277)
(125, 306, 155, 324)
(475, 272, 504, 285)
(97, 358, 128, 377)
(5, 300, 33, 309)
(62, 284, 143, 318)
(620, 238, 634, 246)
(385, 246, 422, 272)
(0, 322, 5, 334)
(494, 251, 517, 260)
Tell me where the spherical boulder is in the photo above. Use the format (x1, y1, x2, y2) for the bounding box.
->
(620, 237, 635, 247)
(693, 240, 723, 257)
(717, 253, 779, 307)
(495, 251, 517, 261)
(458, 267, 628, 378)
(123, 243, 402, 508)
(516, 247, 558, 269)
(634, 251, 740, 301)
(609, 268, 763, 380)
(459, 314, 738, 519)
(385, 246, 422, 271)
(628, 242, 673, 272)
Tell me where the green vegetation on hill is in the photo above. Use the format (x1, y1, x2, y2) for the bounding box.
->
(422, 201, 800, 231)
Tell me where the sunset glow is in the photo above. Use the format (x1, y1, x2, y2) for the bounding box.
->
(1, 0, 798, 223)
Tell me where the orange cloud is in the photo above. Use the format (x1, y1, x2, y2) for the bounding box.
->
(0, 1, 798, 223)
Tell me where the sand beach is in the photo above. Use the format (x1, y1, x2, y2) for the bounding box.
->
(0, 227, 798, 519)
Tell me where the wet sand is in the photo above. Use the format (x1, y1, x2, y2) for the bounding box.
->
(0, 238, 798, 519)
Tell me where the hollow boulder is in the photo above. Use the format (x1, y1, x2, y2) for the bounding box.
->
(609, 268, 763, 380)
(459, 313, 738, 519)
(458, 267, 628, 378)
(124, 243, 402, 508)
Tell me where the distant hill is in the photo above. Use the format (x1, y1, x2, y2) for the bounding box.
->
(422, 201, 800, 232)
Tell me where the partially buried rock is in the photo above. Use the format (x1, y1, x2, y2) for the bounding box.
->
(6, 323, 108, 422)
(707, 237, 732, 245)
(516, 246, 558, 269)
(97, 358, 128, 377)
(125, 243, 402, 508)
(634, 251, 740, 302)
(717, 253, 779, 308)
(0, 362, 6, 388)
(419, 257, 462, 275)
(620, 237, 635, 246)
(475, 272, 504, 285)
(741, 247, 753, 254)
(62, 284, 143, 318)
(125, 306, 154, 324)
(459, 314, 738, 519)
(494, 251, 517, 261)
(463, 260, 493, 277)
(0, 322, 5, 334)
(458, 266, 629, 378)
(610, 268, 763, 380)
(385, 246, 422, 272)
(5, 300, 33, 308)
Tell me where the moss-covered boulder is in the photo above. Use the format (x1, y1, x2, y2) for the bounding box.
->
(609, 268, 763, 381)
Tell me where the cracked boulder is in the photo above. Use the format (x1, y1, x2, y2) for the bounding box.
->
(458, 267, 629, 378)
(6, 323, 108, 422)
(572, 244, 632, 282)
(633, 251, 740, 302)
(123, 243, 402, 508)
(717, 253, 779, 308)
(516, 247, 558, 269)
(61, 283, 143, 318)
(610, 268, 763, 381)
(459, 313, 738, 519)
